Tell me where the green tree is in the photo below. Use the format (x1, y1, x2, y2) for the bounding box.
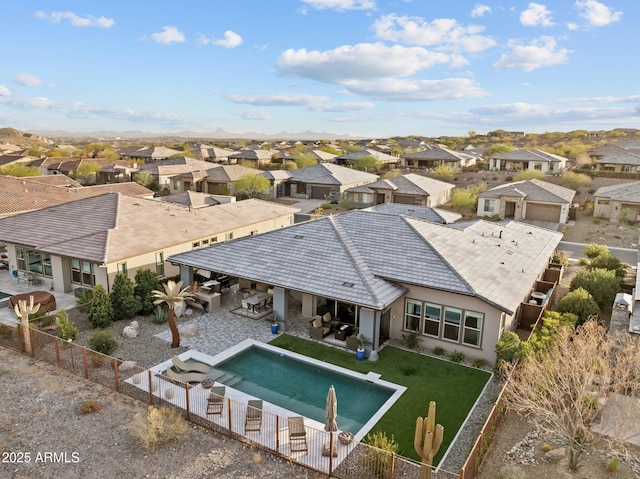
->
(134, 269, 162, 316)
(432, 165, 457, 181)
(234, 173, 271, 199)
(450, 187, 477, 213)
(583, 244, 627, 278)
(526, 311, 578, 354)
(0, 164, 42, 177)
(353, 155, 381, 173)
(560, 171, 592, 191)
(294, 153, 317, 169)
(484, 143, 515, 156)
(55, 309, 78, 341)
(583, 243, 609, 259)
(570, 268, 620, 311)
(134, 171, 158, 190)
(88, 285, 113, 328)
(513, 169, 546, 181)
(555, 288, 601, 325)
(110, 273, 141, 321)
(494, 331, 522, 371)
(70, 161, 101, 185)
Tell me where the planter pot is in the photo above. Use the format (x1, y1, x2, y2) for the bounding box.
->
(356, 348, 366, 361)
(271, 324, 279, 334)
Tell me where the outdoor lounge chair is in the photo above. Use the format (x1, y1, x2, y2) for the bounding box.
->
(165, 367, 208, 384)
(288, 416, 308, 453)
(309, 315, 331, 340)
(206, 386, 226, 415)
(244, 399, 263, 433)
(171, 355, 212, 374)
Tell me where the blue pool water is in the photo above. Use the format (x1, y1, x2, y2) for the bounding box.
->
(213, 346, 395, 433)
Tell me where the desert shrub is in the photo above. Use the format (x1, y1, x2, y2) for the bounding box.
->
(55, 309, 78, 341)
(570, 268, 620, 311)
(583, 243, 609, 259)
(542, 443, 553, 453)
(448, 350, 465, 363)
(76, 288, 94, 314)
(587, 251, 627, 278)
(79, 399, 103, 415)
(505, 176, 513, 182)
(513, 169, 546, 181)
(433, 165, 457, 181)
(433, 346, 445, 356)
(560, 171, 592, 190)
(0, 323, 17, 339)
(111, 273, 141, 321)
(88, 285, 113, 328)
(134, 269, 162, 316)
(89, 329, 117, 355)
(472, 357, 486, 369)
(153, 304, 168, 324)
(130, 407, 189, 449)
(551, 250, 569, 266)
(363, 430, 399, 479)
(555, 287, 601, 325)
(495, 331, 523, 370)
(401, 329, 420, 350)
(527, 311, 578, 354)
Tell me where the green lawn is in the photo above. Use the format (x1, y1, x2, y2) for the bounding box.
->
(269, 334, 491, 464)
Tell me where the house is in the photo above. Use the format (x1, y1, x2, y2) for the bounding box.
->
(154, 191, 235, 209)
(198, 165, 262, 196)
(119, 146, 182, 162)
(488, 149, 567, 173)
(401, 146, 476, 170)
(168, 209, 562, 363)
(0, 194, 299, 294)
(594, 152, 640, 173)
(592, 181, 640, 223)
(132, 156, 213, 192)
(0, 175, 153, 218)
(589, 140, 640, 160)
(29, 157, 132, 183)
(227, 149, 277, 167)
(197, 145, 239, 163)
(344, 173, 455, 208)
(259, 170, 292, 198)
(477, 179, 576, 223)
(334, 149, 399, 168)
(284, 163, 378, 200)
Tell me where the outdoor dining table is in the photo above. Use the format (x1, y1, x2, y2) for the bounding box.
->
(245, 292, 272, 313)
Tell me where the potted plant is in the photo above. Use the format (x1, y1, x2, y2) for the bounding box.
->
(270, 313, 280, 334)
(355, 334, 368, 361)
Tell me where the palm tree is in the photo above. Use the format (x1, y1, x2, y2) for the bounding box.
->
(152, 280, 193, 348)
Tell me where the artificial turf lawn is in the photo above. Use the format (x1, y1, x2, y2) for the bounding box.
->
(269, 334, 491, 465)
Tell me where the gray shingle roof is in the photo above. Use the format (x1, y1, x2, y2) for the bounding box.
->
(334, 149, 398, 163)
(478, 179, 576, 204)
(489, 148, 567, 163)
(364, 203, 461, 223)
(595, 152, 640, 165)
(594, 181, 640, 202)
(288, 163, 378, 186)
(357, 173, 454, 196)
(401, 146, 475, 162)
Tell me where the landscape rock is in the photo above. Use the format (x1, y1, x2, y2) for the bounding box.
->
(122, 326, 138, 339)
(118, 360, 136, 372)
(543, 447, 565, 463)
(179, 324, 198, 338)
(129, 320, 139, 331)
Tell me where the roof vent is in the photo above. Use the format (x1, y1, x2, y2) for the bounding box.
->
(294, 235, 304, 239)
(342, 282, 354, 288)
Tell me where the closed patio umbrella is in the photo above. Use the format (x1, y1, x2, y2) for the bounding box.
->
(325, 385, 338, 432)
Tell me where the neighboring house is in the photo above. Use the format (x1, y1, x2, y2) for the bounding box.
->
(259, 170, 292, 198)
(0, 194, 299, 294)
(345, 173, 454, 208)
(363, 203, 462, 224)
(198, 165, 262, 196)
(488, 149, 568, 172)
(197, 145, 239, 163)
(401, 146, 476, 170)
(593, 181, 640, 223)
(477, 179, 576, 223)
(0, 175, 153, 218)
(334, 149, 399, 168)
(168, 209, 562, 363)
(227, 149, 277, 168)
(594, 152, 640, 173)
(273, 149, 338, 166)
(132, 156, 213, 192)
(589, 140, 640, 160)
(29, 157, 127, 182)
(285, 163, 378, 200)
(120, 146, 182, 162)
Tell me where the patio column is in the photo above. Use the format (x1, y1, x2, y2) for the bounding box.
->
(179, 266, 194, 289)
(359, 308, 379, 359)
(272, 287, 288, 331)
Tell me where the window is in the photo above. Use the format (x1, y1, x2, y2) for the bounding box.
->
(155, 252, 164, 276)
(483, 199, 496, 213)
(404, 299, 421, 331)
(211, 236, 218, 243)
(202, 239, 209, 246)
(16, 247, 52, 277)
(597, 199, 609, 206)
(192, 241, 200, 248)
(16, 247, 26, 271)
(443, 307, 461, 342)
(423, 303, 441, 337)
(71, 258, 95, 286)
(117, 263, 127, 275)
(463, 311, 483, 347)
(225, 232, 234, 241)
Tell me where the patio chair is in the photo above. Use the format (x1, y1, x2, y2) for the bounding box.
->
(206, 386, 226, 415)
(256, 299, 266, 313)
(171, 355, 212, 374)
(240, 300, 250, 316)
(244, 399, 263, 433)
(288, 416, 308, 453)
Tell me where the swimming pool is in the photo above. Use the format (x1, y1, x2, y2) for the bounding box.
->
(211, 342, 400, 434)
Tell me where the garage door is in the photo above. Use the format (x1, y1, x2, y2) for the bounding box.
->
(393, 194, 417, 205)
(311, 186, 331, 200)
(525, 202, 561, 222)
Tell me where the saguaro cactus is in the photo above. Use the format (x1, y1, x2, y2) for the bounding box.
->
(414, 401, 444, 479)
(14, 295, 41, 354)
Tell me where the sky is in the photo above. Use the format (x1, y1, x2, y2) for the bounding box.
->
(0, 1, 637, 138)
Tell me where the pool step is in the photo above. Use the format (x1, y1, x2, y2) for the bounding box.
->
(216, 373, 243, 387)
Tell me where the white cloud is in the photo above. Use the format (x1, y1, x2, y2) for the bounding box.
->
(575, 0, 622, 27)
(562, 94, 640, 104)
(214, 31, 243, 48)
(237, 109, 272, 120)
(299, 0, 375, 11)
(567, 22, 579, 30)
(341, 77, 489, 101)
(34, 11, 114, 28)
(520, 3, 555, 27)
(227, 92, 374, 112)
(150, 26, 185, 44)
(0, 85, 10, 97)
(277, 43, 452, 83)
(3, 97, 56, 109)
(493, 36, 570, 71)
(310, 102, 374, 112)
(14, 73, 54, 87)
(471, 4, 492, 18)
(373, 14, 495, 53)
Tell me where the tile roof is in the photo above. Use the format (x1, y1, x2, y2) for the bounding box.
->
(155, 191, 221, 208)
(168, 209, 561, 312)
(205, 165, 260, 181)
(593, 181, 640, 202)
(136, 156, 213, 175)
(25, 174, 82, 187)
(595, 152, 640, 165)
(228, 149, 277, 160)
(478, 179, 576, 204)
(489, 148, 567, 163)
(121, 146, 182, 159)
(363, 203, 461, 223)
(401, 146, 476, 162)
(288, 163, 378, 185)
(0, 195, 299, 264)
(356, 173, 455, 196)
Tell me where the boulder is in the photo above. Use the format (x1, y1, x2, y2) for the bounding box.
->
(174, 302, 186, 318)
(118, 360, 136, 372)
(543, 447, 565, 463)
(179, 324, 199, 338)
(122, 326, 138, 339)
(129, 320, 139, 331)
